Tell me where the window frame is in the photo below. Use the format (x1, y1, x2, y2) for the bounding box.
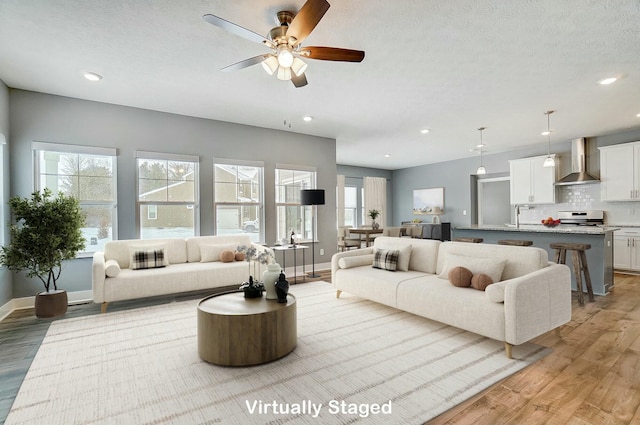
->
(275, 164, 317, 243)
(33, 141, 118, 258)
(136, 151, 200, 239)
(213, 158, 265, 243)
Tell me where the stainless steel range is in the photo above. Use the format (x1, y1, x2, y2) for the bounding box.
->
(557, 210, 604, 226)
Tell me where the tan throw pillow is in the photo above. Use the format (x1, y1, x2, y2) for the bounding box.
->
(448, 266, 472, 287)
(220, 250, 235, 263)
(234, 251, 246, 261)
(438, 253, 506, 283)
(471, 273, 494, 291)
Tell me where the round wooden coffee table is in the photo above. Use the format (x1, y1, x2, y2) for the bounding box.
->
(197, 291, 297, 366)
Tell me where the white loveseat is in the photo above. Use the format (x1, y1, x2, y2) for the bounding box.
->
(92, 235, 271, 312)
(331, 237, 572, 358)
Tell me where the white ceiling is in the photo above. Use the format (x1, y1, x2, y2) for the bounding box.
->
(1, 0, 639, 170)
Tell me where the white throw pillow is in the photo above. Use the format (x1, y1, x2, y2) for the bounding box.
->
(438, 253, 506, 283)
(373, 241, 411, 271)
(128, 244, 170, 269)
(338, 254, 375, 269)
(200, 243, 237, 263)
(105, 259, 121, 277)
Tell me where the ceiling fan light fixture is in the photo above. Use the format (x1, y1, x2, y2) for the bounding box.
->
(277, 66, 292, 81)
(277, 47, 294, 68)
(291, 57, 307, 76)
(261, 56, 279, 75)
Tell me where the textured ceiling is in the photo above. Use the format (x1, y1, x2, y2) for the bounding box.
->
(1, 0, 639, 170)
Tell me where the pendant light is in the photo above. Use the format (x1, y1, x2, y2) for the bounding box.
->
(543, 110, 556, 167)
(476, 127, 486, 175)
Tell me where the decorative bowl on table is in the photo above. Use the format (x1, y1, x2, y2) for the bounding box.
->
(541, 217, 561, 227)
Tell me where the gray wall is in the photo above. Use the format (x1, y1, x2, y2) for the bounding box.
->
(9, 89, 337, 298)
(0, 80, 10, 306)
(391, 127, 640, 228)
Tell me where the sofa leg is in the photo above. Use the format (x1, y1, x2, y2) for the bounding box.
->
(101, 302, 109, 314)
(336, 290, 342, 299)
(504, 342, 513, 359)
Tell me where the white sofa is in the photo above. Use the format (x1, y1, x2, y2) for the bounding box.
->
(331, 237, 572, 358)
(92, 235, 271, 312)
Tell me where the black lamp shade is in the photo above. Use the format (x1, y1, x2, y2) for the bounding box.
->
(300, 189, 325, 206)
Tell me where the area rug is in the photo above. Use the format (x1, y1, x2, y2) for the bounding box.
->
(6, 281, 549, 425)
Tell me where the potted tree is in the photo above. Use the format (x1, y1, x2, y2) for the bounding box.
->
(0, 188, 86, 318)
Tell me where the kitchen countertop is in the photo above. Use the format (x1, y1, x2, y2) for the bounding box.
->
(453, 224, 620, 235)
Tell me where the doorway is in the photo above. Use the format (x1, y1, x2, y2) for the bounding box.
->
(477, 177, 512, 226)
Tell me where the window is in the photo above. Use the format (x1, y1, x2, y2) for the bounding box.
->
(343, 186, 357, 228)
(214, 159, 264, 243)
(275, 165, 316, 243)
(33, 142, 117, 255)
(136, 151, 199, 239)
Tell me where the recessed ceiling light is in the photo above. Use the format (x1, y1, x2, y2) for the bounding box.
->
(83, 71, 103, 82)
(598, 77, 617, 85)
(476, 144, 485, 148)
(384, 154, 391, 158)
(420, 129, 430, 134)
(636, 113, 640, 118)
(541, 131, 551, 136)
(303, 115, 313, 122)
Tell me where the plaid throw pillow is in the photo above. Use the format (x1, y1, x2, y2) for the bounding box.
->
(372, 248, 400, 272)
(131, 249, 167, 270)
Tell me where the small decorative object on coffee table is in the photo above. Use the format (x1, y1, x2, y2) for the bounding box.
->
(240, 276, 264, 298)
(275, 271, 289, 303)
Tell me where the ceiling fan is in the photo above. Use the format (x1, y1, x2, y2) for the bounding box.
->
(202, 0, 365, 88)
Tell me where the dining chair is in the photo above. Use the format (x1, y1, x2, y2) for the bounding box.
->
(338, 226, 361, 251)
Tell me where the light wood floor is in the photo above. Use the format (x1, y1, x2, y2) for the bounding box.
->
(0, 271, 637, 425)
(428, 272, 640, 425)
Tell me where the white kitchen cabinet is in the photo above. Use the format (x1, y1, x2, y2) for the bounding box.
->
(599, 141, 640, 201)
(509, 154, 557, 205)
(614, 228, 640, 271)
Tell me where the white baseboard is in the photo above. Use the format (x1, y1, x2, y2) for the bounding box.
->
(0, 290, 94, 322)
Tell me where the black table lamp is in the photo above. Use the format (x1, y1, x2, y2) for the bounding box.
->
(300, 189, 325, 278)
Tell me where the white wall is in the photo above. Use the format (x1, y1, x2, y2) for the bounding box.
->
(9, 89, 337, 298)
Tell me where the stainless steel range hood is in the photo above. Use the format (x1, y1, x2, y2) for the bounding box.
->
(555, 138, 600, 186)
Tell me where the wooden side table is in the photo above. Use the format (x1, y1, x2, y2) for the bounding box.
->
(197, 292, 297, 366)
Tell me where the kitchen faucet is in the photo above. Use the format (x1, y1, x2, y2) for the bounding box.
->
(515, 204, 520, 228)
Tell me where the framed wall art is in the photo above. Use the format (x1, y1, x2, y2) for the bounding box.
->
(413, 187, 444, 214)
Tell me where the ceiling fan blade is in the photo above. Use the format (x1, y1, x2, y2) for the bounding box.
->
(291, 73, 308, 88)
(300, 46, 365, 62)
(221, 54, 271, 72)
(286, 0, 330, 46)
(203, 14, 272, 47)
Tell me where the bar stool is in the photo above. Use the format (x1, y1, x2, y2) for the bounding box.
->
(550, 242, 594, 305)
(454, 238, 483, 243)
(498, 240, 533, 246)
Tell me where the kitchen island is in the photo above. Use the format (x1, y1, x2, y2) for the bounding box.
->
(452, 224, 619, 295)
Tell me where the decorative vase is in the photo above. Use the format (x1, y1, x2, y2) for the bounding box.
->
(241, 276, 263, 298)
(372, 221, 379, 230)
(34, 289, 68, 318)
(275, 271, 289, 303)
(263, 263, 281, 300)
